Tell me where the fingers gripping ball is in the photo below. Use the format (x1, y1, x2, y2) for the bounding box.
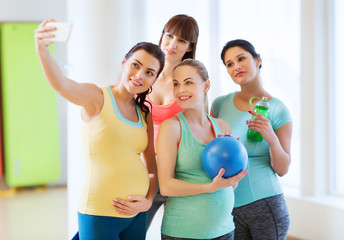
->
(202, 136, 248, 178)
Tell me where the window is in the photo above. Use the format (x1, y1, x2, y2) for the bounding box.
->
(218, 0, 301, 187)
(331, 0, 344, 195)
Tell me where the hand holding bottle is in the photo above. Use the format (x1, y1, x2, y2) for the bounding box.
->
(247, 96, 274, 143)
(247, 110, 276, 144)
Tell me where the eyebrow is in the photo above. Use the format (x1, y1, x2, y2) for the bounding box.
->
(225, 53, 246, 65)
(165, 32, 188, 41)
(173, 77, 193, 82)
(134, 59, 157, 73)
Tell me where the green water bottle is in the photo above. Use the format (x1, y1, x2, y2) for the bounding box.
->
(247, 96, 269, 142)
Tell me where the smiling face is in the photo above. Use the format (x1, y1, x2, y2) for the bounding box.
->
(172, 65, 209, 109)
(160, 32, 192, 63)
(121, 49, 161, 94)
(223, 46, 261, 86)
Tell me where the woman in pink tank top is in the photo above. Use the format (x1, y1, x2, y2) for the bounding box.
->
(146, 14, 199, 228)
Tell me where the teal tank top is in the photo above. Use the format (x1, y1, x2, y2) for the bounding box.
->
(161, 112, 235, 239)
(211, 92, 292, 207)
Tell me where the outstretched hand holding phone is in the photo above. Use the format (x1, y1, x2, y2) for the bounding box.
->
(35, 19, 72, 44)
(45, 21, 72, 42)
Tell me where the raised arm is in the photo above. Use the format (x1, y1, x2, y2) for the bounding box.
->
(156, 117, 246, 197)
(34, 19, 103, 120)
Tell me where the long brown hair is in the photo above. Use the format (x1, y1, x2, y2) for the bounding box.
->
(158, 14, 199, 60)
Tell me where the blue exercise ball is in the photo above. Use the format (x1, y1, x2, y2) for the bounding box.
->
(202, 136, 248, 178)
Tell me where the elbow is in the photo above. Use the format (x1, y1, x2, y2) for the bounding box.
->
(55, 79, 69, 93)
(159, 190, 169, 197)
(159, 184, 170, 197)
(272, 156, 291, 177)
(158, 180, 175, 197)
(275, 163, 290, 177)
(277, 168, 289, 177)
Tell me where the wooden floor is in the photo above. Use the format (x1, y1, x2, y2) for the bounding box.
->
(287, 236, 303, 240)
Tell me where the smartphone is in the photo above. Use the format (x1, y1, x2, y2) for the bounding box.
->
(45, 22, 72, 42)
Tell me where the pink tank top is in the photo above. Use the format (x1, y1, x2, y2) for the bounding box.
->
(146, 95, 183, 151)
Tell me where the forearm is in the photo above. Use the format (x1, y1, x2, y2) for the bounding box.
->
(269, 140, 291, 176)
(37, 50, 67, 92)
(145, 173, 158, 202)
(159, 178, 212, 197)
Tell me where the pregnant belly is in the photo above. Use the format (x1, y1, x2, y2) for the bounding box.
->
(79, 164, 150, 217)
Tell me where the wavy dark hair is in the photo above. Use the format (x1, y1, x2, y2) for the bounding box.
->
(159, 14, 199, 60)
(124, 42, 165, 122)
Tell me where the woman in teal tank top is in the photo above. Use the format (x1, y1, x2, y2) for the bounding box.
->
(211, 39, 292, 240)
(157, 59, 247, 240)
(36, 20, 165, 240)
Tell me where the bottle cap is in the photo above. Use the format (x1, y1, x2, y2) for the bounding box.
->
(256, 96, 269, 108)
(249, 96, 269, 108)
